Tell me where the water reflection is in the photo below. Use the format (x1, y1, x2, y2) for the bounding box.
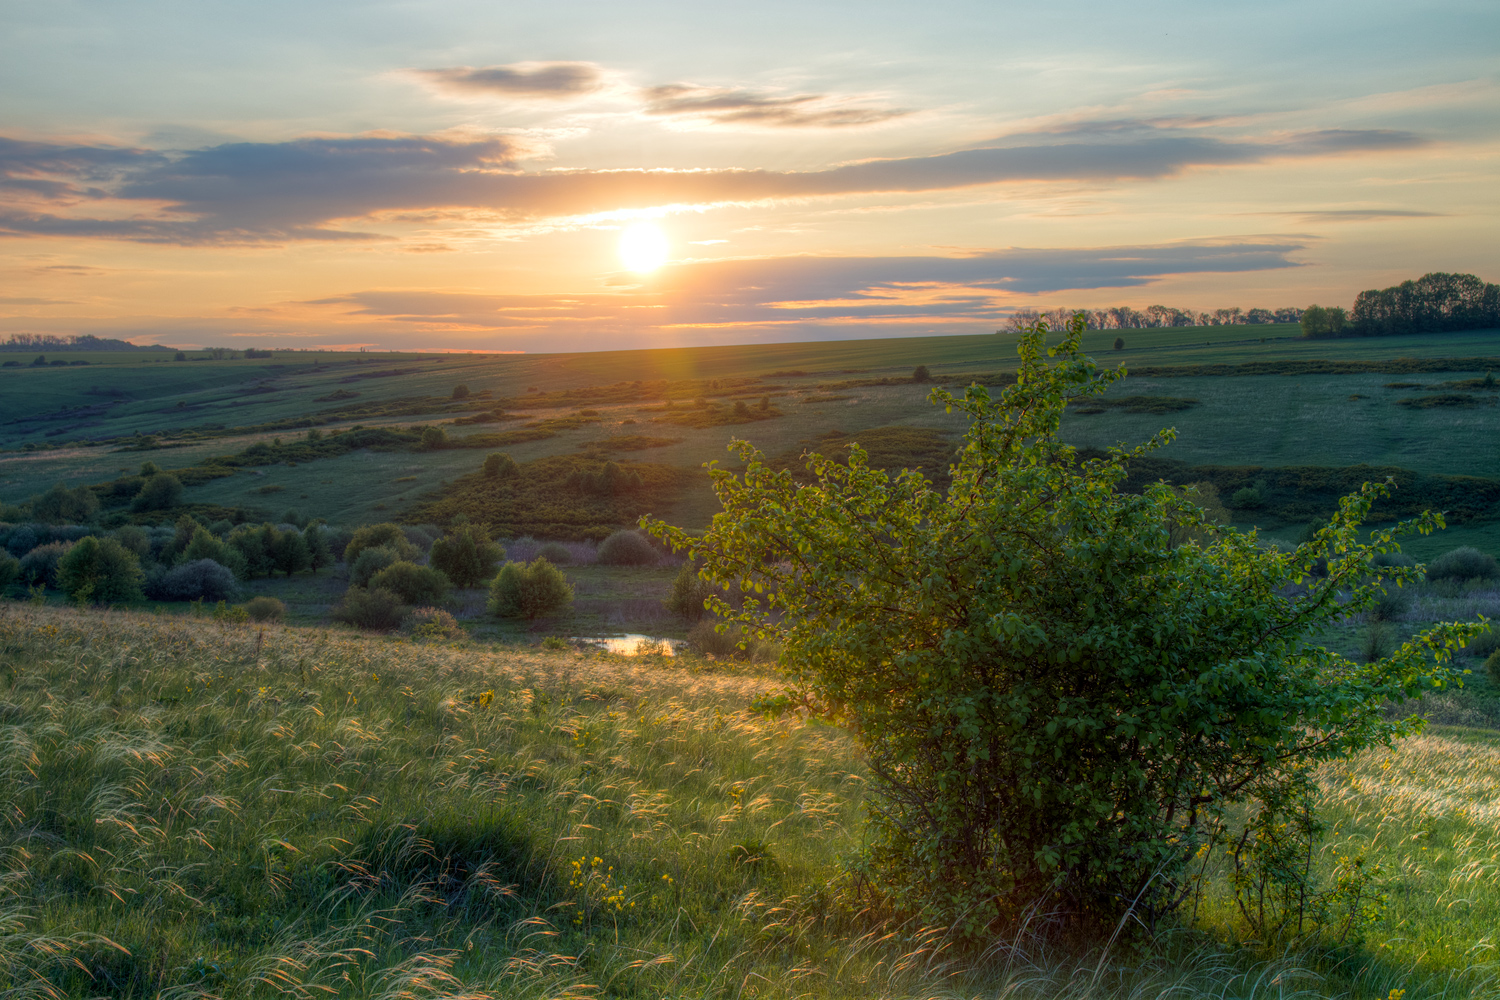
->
(574, 634, 683, 656)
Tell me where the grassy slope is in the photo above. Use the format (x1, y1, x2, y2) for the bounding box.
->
(4, 603, 1499, 1000)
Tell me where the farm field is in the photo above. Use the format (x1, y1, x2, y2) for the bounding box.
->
(3, 601, 1500, 1000)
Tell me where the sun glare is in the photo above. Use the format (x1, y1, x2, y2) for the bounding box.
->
(618, 222, 669, 272)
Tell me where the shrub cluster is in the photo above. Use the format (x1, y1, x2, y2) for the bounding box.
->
(487, 558, 573, 619)
(597, 530, 658, 566)
(332, 586, 407, 631)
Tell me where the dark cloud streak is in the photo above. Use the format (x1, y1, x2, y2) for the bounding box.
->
(413, 62, 603, 98)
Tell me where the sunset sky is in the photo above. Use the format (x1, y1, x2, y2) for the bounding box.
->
(1, 0, 1496, 352)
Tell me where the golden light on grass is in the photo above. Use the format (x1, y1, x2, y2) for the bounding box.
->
(618, 222, 669, 273)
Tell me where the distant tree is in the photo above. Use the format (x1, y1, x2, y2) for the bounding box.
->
(421, 426, 447, 450)
(369, 561, 450, 605)
(350, 545, 403, 588)
(1301, 305, 1331, 338)
(57, 536, 143, 604)
(429, 523, 504, 588)
(303, 522, 333, 572)
(912, 365, 931, 382)
(1113, 337, 1124, 351)
(344, 523, 419, 564)
(452, 384, 470, 399)
(133, 473, 184, 512)
(174, 351, 187, 361)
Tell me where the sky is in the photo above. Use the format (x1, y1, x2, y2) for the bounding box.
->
(0, 0, 1496, 352)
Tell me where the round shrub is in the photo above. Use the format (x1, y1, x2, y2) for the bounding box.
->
(147, 559, 237, 602)
(1463, 626, 1499, 659)
(536, 541, 573, 565)
(344, 523, 419, 565)
(1369, 586, 1412, 623)
(401, 606, 465, 640)
(1426, 546, 1500, 583)
(429, 524, 504, 587)
(487, 558, 573, 620)
(57, 536, 143, 604)
(687, 618, 743, 658)
(20, 541, 72, 586)
(1230, 487, 1263, 509)
(132, 473, 184, 512)
(1487, 650, 1500, 686)
(331, 586, 408, 631)
(369, 561, 450, 605)
(482, 452, 518, 478)
(597, 530, 658, 567)
(350, 545, 402, 587)
(5, 526, 38, 557)
(243, 596, 286, 622)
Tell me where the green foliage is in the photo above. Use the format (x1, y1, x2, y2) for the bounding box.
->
(181, 526, 245, 578)
(1114, 336, 1125, 350)
(113, 524, 151, 558)
(647, 314, 1476, 935)
(452, 383, 470, 399)
(597, 530, 658, 566)
(1427, 546, 1500, 582)
(133, 472, 184, 511)
(482, 452, 518, 478)
(1300, 304, 1347, 338)
(331, 585, 408, 630)
(1398, 392, 1479, 409)
(1231, 485, 1264, 509)
(1462, 626, 1498, 659)
(487, 558, 573, 620)
(421, 426, 448, 450)
(29, 481, 101, 523)
(1351, 272, 1500, 336)
(344, 522, 419, 564)
(268, 525, 311, 577)
(57, 535, 143, 604)
(242, 595, 286, 622)
(1071, 394, 1199, 414)
(0, 551, 19, 592)
(912, 365, 931, 382)
(1487, 649, 1500, 685)
(771, 426, 957, 490)
(428, 523, 504, 587)
(18, 541, 71, 586)
(369, 560, 450, 605)
(349, 545, 402, 588)
(302, 522, 333, 572)
(536, 541, 573, 565)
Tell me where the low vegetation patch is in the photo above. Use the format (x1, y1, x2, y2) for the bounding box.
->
(1069, 394, 1200, 414)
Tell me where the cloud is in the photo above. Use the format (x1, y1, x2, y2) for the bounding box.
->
(0, 123, 1425, 245)
(308, 241, 1303, 334)
(1281, 209, 1445, 222)
(412, 62, 604, 99)
(640, 83, 908, 128)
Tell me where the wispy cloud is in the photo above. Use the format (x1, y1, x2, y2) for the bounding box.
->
(0, 123, 1425, 245)
(640, 83, 908, 128)
(306, 241, 1303, 334)
(411, 62, 603, 99)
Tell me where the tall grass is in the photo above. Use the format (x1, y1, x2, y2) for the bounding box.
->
(1, 605, 1497, 998)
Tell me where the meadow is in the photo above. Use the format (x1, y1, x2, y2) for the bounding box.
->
(4, 599, 1500, 1000)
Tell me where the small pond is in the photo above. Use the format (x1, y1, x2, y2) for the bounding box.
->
(572, 634, 684, 656)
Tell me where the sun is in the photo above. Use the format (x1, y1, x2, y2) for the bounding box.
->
(618, 222, 669, 272)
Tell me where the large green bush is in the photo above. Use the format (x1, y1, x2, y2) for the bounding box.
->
(369, 560, 450, 605)
(331, 586, 407, 631)
(428, 523, 504, 588)
(132, 473, 184, 512)
(647, 314, 1475, 935)
(1426, 545, 1500, 582)
(57, 536, 143, 604)
(487, 558, 573, 620)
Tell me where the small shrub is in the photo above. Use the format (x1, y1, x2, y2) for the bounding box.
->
(536, 541, 573, 565)
(147, 559, 237, 602)
(665, 561, 713, 621)
(402, 607, 465, 640)
(482, 452, 518, 478)
(1463, 627, 1499, 659)
(243, 596, 286, 622)
(540, 635, 569, 650)
(1361, 622, 1392, 663)
(0, 552, 19, 593)
(132, 473, 184, 512)
(1487, 650, 1500, 686)
(687, 619, 744, 658)
(487, 558, 573, 620)
(597, 530, 658, 567)
(452, 384, 470, 400)
(421, 426, 448, 450)
(369, 561, 450, 605)
(912, 365, 931, 382)
(1113, 337, 1124, 351)
(350, 545, 403, 587)
(1427, 546, 1500, 583)
(1230, 487, 1264, 509)
(20, 541, 73, 587)
(331, 586, 408, 631)
(429, 524, 504, 587)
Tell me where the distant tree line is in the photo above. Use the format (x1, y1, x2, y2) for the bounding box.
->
(1345, 272, 1500, 337)
(0, 334, 170, 352)
(1002, 305, 1302, 333)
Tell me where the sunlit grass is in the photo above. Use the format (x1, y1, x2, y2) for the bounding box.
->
(3, 604, 1500, 998)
